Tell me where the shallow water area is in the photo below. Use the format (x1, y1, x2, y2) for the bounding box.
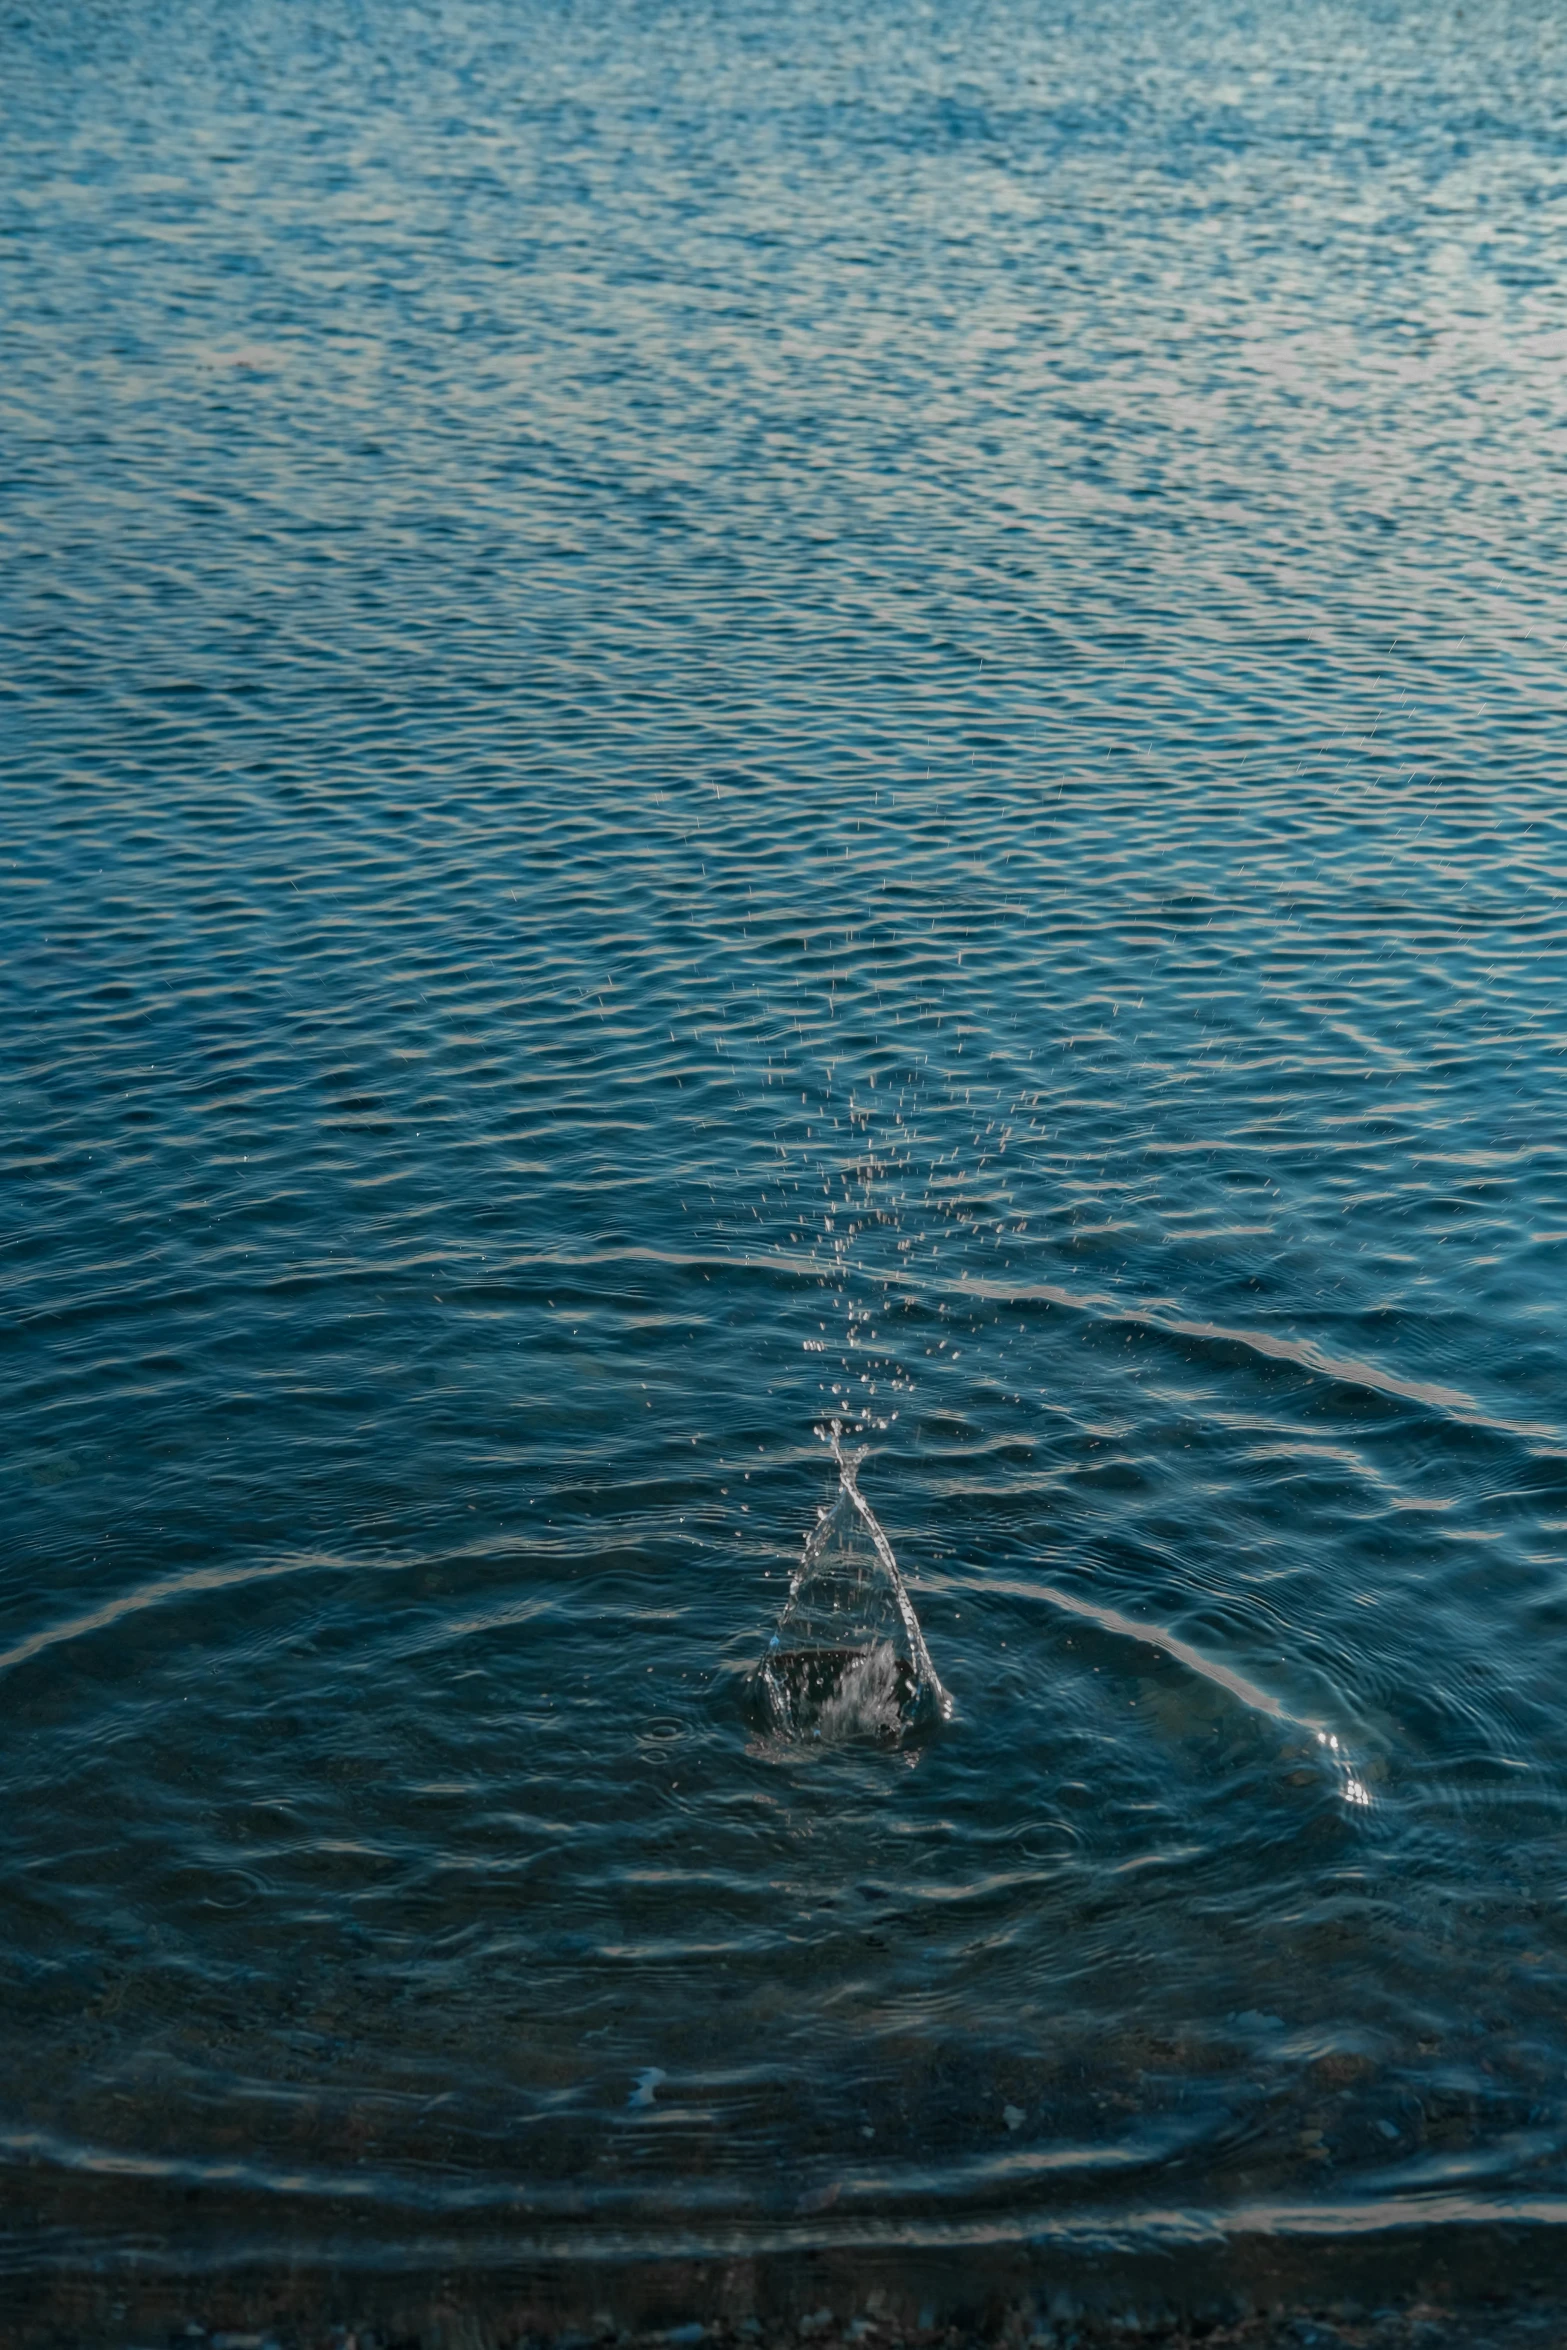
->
(4, 0, 1567, 2301)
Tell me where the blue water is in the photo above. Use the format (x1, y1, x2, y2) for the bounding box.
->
(4, 0, 1567, 2286)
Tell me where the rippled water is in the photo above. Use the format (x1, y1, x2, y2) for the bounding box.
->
(4, 0, 1567, 2295)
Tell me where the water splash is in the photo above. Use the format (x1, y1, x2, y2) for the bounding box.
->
(757, 1423, 951, 1744)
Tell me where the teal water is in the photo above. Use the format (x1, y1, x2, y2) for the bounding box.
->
(4, 0, 1567, 2284)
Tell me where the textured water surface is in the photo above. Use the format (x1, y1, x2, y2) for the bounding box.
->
(3, 0, 1567, 2280)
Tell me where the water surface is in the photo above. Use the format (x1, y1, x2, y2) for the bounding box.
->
(4, 0, 1567, 2287)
